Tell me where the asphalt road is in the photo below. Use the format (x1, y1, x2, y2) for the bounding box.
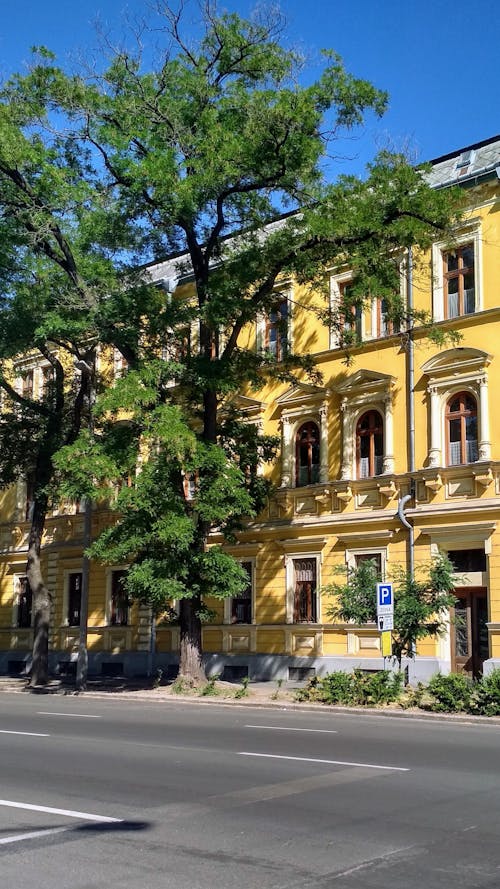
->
(0, 694, 499, 888)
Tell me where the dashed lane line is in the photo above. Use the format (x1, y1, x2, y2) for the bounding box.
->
(245, 725, 338, 734)
(37, 712, 101, 719)
(0, 828, 70, 846)
(0, 799, 123, 822)
(239, 752, 410, 771)
(0, 730, 49, 737)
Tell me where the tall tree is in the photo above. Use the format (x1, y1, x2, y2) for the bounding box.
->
(12, 3, 462, 682)
(0, 74, 154, 684)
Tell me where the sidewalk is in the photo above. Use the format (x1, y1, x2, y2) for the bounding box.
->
(2, 675, 500, 725)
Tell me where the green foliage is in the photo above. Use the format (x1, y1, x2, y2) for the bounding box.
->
(234, 676, 250, 699)
(469, 670, 500, 716)
(325, 555, 457, 667)
(0, 2, 462, 678)
(200, 675, 220, 696)
(424, 673, 473, 712)
(295, 669, 403, 706)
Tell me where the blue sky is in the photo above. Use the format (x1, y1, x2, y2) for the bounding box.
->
(1, 0, 498, 178)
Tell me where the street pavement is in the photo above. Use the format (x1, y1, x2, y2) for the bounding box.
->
(0, 691, 499, 888)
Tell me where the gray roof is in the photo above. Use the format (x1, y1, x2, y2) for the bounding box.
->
(426, 135, 500, 188)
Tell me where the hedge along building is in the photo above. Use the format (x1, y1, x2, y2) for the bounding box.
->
(1, 135, 500, 681)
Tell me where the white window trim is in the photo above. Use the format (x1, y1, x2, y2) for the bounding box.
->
(335, 371, 396, 480)
(275, 385, 329, 488)
(432, 220, 483, 322)
(223, 558, 256, 625)
(256, 285, 293, 355)
(285, 552, 322, 625)
(106, 566, 131, 626)
(422, 349, 491, 467)
(329, 271, 364, 349)
(345, 547, 388, 579)
(12, 573, 33, 628)
(62, 569, 83, 627)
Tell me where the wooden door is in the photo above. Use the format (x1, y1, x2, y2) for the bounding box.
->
(452, 587, 488, 677)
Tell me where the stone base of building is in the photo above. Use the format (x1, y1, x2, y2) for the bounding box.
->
(0, 649, 452, 684)
(481, 658, 500, 675)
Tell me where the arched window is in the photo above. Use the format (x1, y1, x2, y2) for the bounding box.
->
(446, 392, 478, 465)
(356, 410, 384, 479)
(295, 422, 320, 486)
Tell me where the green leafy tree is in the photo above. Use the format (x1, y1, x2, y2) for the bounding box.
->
(0, 72, 157, 684)
(7, 2, 462, 682)
(325, 556, 457, 668)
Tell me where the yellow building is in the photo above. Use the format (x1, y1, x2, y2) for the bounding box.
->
(1, 135, 500, 681)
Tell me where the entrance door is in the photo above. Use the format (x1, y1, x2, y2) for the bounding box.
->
(452, 587, 488, 677)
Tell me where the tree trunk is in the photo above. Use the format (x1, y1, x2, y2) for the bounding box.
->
(27, 498, 52, 686)
(178, 596, 206, 683)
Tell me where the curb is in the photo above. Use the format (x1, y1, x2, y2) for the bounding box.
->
(3, 681, 500, 726)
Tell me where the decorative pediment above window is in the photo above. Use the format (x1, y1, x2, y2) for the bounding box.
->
(228, 394, 267, 423)
(335, 369, 396, 405)
(334, 370, 396, 480)
(275, 384, 329, 488)
(421, 348, 491, 384)
(275, 383, 327, 415)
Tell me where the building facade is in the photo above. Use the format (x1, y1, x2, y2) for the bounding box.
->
(1, 136, 500, 681)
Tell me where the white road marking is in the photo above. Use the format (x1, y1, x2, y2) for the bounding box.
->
(0, 800, 122, 822)
(37, 711, 101, 719)
(245, 724, 337, 734)
(239, 752, 409, 772)
(0, 730, 49, 737)
(0, 827, 70, 846)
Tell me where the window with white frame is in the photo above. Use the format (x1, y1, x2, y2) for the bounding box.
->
(13, 575, 33, 628)
(432, 223, 482, 322)
(231, 561, 253, 624)
(346, 547, 388, 580)
(256, 287, 292, 359)
(224, 559, 255, 624)
(295, 421, 320, 486)
(109, 569, 130, 626)
(356, 410, 384, 479)
(66, 572, 82, 627)
(293, 557, 317, 623)
(329, 273, 364, 348)
(422, 348, 491, 468)
(275, 384, 329, 488)
(335, 370, 395, 481)
(445, 392, 478, 466)
(283, 542, 324, 624)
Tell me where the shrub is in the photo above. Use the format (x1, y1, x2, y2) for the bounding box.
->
(469, 669, 500, 716)
(294, 669, 403, 706)
(350, 668, 403, 706)
(425, 672, 472, 712)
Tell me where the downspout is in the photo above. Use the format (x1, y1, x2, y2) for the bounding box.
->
(397, 248, 415, 577)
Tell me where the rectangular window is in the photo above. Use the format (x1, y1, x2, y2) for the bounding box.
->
(448, 549, 486, 573)
(340, 282, 362, 341)
(231, 561, 253, 624)
(21, 370, 34, 399)
(25, 476, 35, 522)
(443, 244, 475, 318)
(41, 366, 55, 398)
(265, 299, 288, 360)
(113, 350, 129, 379)
(17, 577, 33, 628)
(293, 558, 317, 623)
(110, 570, 129, 626)
(376, 298, 400, 338)
(67, 573, 82, 627)
(354, 552, 383, 577)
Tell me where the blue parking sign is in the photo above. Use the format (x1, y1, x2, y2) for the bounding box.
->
(376, 582, 394, 616)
